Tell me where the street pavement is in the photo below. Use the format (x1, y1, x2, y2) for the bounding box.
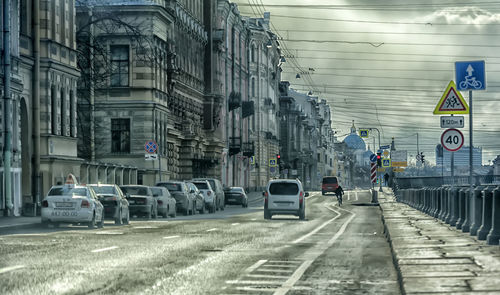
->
(380, 188, 500, 294)
(0, 190, 399, 294)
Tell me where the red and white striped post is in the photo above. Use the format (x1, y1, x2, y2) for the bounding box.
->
(370, 162, 377, 189)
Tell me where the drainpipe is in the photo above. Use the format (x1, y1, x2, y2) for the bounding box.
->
(224, 8, 230, 186)
(89, 7, 95, 162)
(33, 0, 41, 216)
(3, 0, 13, 214)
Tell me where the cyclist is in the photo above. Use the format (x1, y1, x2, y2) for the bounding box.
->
(335, 185, 344, 205)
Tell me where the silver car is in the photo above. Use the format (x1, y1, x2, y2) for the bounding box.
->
(191, 180, 216, 213)
(156, 181, 195, 216)
(263, 179, 308, 220)
(151, 186, 177, 218)
(186, 182, 206, 214)
(41, 184, 105, 228)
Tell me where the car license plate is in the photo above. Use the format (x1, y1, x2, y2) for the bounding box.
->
(228, 199, 235, 202)
(51, 211, 78, 217)
(56, 202, 73, 207)
(128, 200, 135, 204)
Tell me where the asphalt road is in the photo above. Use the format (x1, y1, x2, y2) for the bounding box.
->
(0, 190, 400, 295)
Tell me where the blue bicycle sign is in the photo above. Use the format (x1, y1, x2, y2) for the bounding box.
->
(455, 61, 485, 91)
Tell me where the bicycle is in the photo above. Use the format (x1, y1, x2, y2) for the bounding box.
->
(335, 192, 343, 206)
(459, 76, 482, 90)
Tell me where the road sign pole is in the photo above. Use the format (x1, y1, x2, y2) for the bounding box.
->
(469, 90, 473, 201)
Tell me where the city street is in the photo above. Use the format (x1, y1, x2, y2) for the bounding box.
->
(0, 191, 399, 295)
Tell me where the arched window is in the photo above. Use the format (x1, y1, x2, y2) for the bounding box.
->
(51, 86, 58, 135)
(251, 78, 255, 97)
(251, 45, 255, 63)
(70, 90, 75, 137)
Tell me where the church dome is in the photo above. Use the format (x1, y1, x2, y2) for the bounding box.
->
(342, 120, 366, 151)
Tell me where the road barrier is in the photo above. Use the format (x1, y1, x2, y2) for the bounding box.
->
(395, 185, 500, 246)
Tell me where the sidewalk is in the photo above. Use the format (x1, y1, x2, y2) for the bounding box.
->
(379, 189, 500, 294)
(0, 216, 40, 230)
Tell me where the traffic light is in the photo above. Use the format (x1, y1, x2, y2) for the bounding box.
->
(277, 154, 281, 165)
(420, 152, 425, 163)
(376, 153, 382, 167)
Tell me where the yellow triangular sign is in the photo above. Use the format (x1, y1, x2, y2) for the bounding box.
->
(433, 81, 469, 115)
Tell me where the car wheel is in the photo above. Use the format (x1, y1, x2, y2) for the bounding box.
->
(88, 212, 96, 229)
(153, 206, 158, 219)
(299, 210, 305, 220)
(200, 202, 206, 214)
(171, 205, 176, 218)
(184, 207, 189, 216)
(115, 208, 123, 225)
(98, 214, 105, 228)
(192, 203, 196, 215)
(210, 204, 216, 213)
(41, 220, 50, 228)
(146, 208, 152, 220)
(220, 199, 225, 211)
(123, 210, 130, 225)
(264, 209, 271, 220)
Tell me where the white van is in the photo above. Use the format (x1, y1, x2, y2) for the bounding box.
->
(263, 179, 308, 220)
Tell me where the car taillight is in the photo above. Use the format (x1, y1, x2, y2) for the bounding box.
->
(157, 200, 163, 205)
(207, 191, 211, 196)
(299, 192, 304, 205)
(264, 191, 268, 206)
(42, 200, 48, 208)
(81, 200, 90, 208)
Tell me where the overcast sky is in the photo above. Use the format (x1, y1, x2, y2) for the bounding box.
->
(233, 0, 500, 165)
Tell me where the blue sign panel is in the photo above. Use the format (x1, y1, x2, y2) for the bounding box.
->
(380, 145, 390, 150)
(369, 154, 377, 163)
(455, 61, 485, 91)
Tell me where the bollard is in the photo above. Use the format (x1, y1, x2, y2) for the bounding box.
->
(478, 187, 494, 240)
(470, 186, 485, 236)
(410, 189, 416, 208)
(420, 188, 426, 213)
(371, 189, 378, 204)
(448, 187, 459, 226)
(433, 187, 441, 218)
(462, 188, 471, 233)
(438, 187, 446, 220)
(424, 188, 431, 215)
(456, 188, 466, 230)
(443, 187, 451, 223)
(486, 186, 500, 245)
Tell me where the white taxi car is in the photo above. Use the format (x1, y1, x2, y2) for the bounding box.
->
(41, 183, 105, 228)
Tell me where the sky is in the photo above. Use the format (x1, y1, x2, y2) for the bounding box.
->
(233, 0, 500, 165)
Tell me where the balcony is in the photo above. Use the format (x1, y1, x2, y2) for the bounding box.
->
(242, 101, 255, 118)
(242, 141, 255, 157)
(229, 137, 241, 156)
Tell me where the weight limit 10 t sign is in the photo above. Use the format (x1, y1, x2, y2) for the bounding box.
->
(441, 128, 464, 152)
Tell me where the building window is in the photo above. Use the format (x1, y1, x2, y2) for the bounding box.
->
(51, 86, 58, 135)
(251, 45, 255, 62)
(110, 45, 129, 87)
(60, 89, 66, 136)
(111, 118, 130, 153)
(251, 78, 255, 97)
(70, 90, 75, 137)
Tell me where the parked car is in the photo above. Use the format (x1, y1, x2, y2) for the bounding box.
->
(150, 186, 177, 218)
(321, 176, 339, 196)
(192, 178, 225, 211)
(186, 182, 206, 214)
(224, 187, 248, 207)
(156, 181, 194, 215)
(263, 179, 308, 220)
(120, 185, 158, 219)
(41, 183, 104, 228)
(88, 184, 130, 225)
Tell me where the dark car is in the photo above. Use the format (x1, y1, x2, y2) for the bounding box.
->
(156, 181, 195, 215)
(321, 176, 339, 195)
(120, 185, 158, 219)
(88, 184, 130, 225)
(224, 187, 248, 207)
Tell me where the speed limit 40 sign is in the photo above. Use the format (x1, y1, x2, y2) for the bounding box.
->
(441, 128, 464, 152)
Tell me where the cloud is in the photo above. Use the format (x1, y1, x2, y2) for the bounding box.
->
(423, 6, 500, 25)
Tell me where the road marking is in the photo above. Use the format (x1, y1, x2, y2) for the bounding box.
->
(0, 265, 25, 274)
(91, 246, 118, 253)
(274, 206, 357, 295)
(0, 222, 38, 228)
(244, 260, 267, 273)
(231, 223, 240, 226)
(355, 191, 359, 201)
(206, 228, 218, 232)
(250, 218, 257, 221)
(163, 235, 180, 239)
(292, 205, 341, 244)
(347, 191, 350, 200)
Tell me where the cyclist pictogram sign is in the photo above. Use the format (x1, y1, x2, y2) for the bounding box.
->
(144, 140, 158, 154)
(433, 81, 469, 115)
(456, 61, 485, 91)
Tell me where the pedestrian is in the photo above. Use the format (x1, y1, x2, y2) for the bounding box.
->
(384, 173, 389, 186)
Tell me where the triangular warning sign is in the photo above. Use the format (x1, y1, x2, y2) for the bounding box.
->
(433, 81, 469, 115)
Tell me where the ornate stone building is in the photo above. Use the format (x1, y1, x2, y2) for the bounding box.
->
(1, 0, 81, 216)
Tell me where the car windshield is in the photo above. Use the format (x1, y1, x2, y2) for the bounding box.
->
(269, 183, 299, 195)
(121, 187, 148, 195)
(193, 182, 208, 190)
(322, 177, 338, 184)
(90, 186, 116, 194)
(48, 187, 87, 197)
(160, 183, 182, 192)
(226, 187, 244, 193)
